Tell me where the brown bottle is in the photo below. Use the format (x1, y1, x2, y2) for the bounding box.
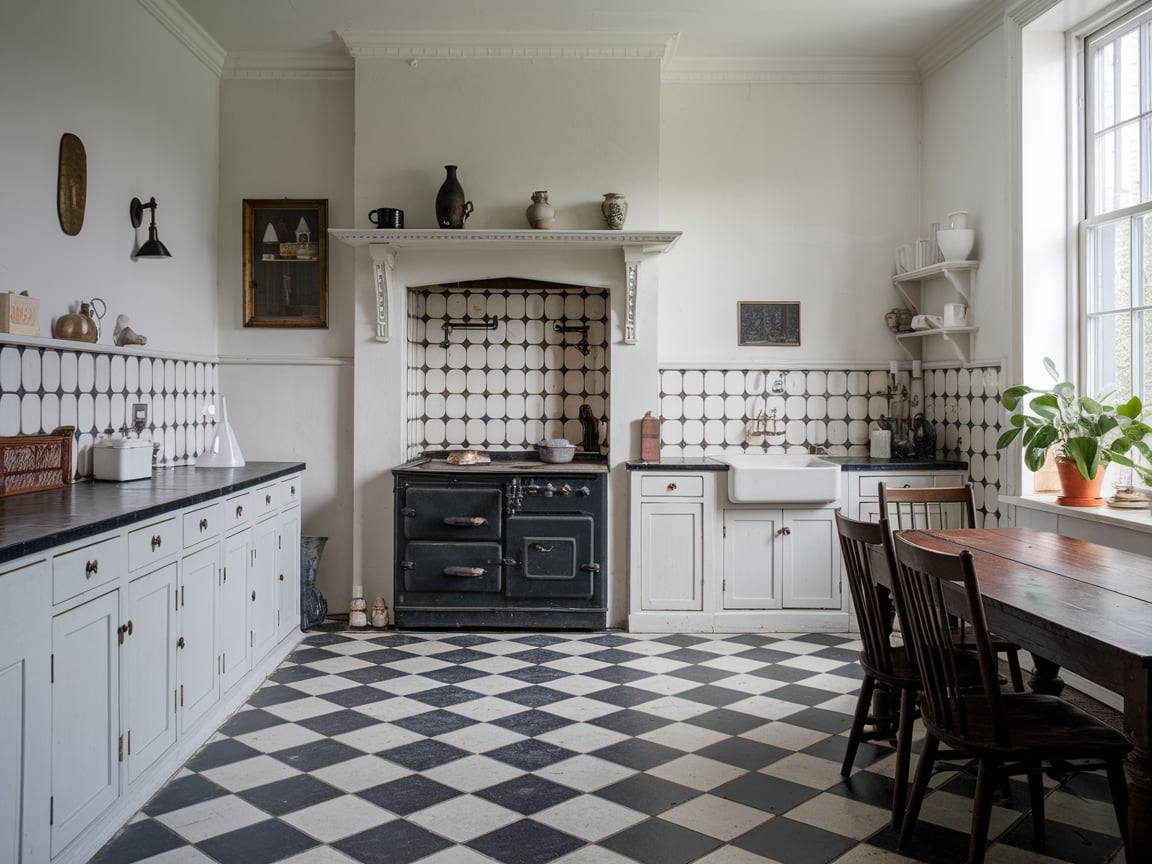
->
(640, 411, 661, 462)
(53, 301, 98, 342)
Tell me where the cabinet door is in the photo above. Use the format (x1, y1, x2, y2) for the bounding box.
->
(122, 563, 178, 786)
(250, 517, 278, 661)
(722, 510, 782, 610)
(180, 546, 218, 731)
(0, 560, 50, 864)
(51, 590, 120, 856)
(220, 530, 251, 692)
(639, 502, 703, 611)
(781, 510, 840, 609)
(276, 507, 301, 640)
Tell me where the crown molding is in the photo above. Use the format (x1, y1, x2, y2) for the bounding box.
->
(917, 0, 1008, 78)
(662, 56, 920, 85)
(136, 0, 225, 76)
(222, 52, 354, 80)
(339, 30, 679, 62)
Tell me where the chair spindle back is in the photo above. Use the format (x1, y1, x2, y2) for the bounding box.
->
(879, 483, 978, 531)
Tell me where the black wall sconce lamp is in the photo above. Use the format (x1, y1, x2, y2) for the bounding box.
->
(129, 196, 172, 259)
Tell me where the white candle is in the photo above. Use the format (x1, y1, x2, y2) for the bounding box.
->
(889, 360, 899, 377)
(912, 360, 922, 378)
(870, 429, 892, 459)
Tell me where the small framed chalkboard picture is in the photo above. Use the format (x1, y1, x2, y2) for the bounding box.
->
(738, 301, 801, 347)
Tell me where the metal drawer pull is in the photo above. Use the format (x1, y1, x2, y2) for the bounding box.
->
(151, 535, 162, 550)
(199, 518, 208, 531)
(667, 483, 678, 491)
(530, 543, 554, 553)
(290, 485, 296, 495)
(85, 559, 99, 578)
(266, 494, 272, 505)
(177, 636, 185, 649)
(236, 505, 244, 518)
(444, 516, 488, 527)
(251, 590, 256, 601)
(779, 527, 791, 536)
(581, 563, 601, 573)
(444, 566, 486, 578)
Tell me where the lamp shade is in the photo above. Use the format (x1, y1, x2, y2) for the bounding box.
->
(136, 227, 171, 259)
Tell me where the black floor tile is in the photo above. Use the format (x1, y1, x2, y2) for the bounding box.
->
(585, 633, 642, 647)
(769, 683, 847, 707)
(475, 775, 581, 814)
(665, 664, 737, 685)
(357, 774, 461, 815)
(584, 665, 653, 684)
(997, 813, 1124, 864)
(301, 632, 357, 647)
(652, 633, 712, 647)
(804, 735, 892, 769)
(238, 773, 344, 816)
(422, 663, 490, 683)
(746, 663, 824, 683)
(354, 647, 422, 665)
(88, 818, 186, 864)
(393, 708, 480, 737)
(288, 647, 342, 665)
(589, 709, 675, 737)
(696, 736, 791, 769)
(731, 646, 797, 665)
(246, 684, 310, 708)
(433, 647, 493, 665)
(268, 664, 328, 684)
(677, 684, 752, 707)
(491, 709, 577, 736)
(337, 665, 407, 684)
(318, 683, 396, 708)
(732, 815, 857, 864)
(467, 818, 584, 864)
(865, 819, 971, 864)
(334, 819, 453, 864)
(685, 708, 767, 736)
(365, 633, 427, 646)
(656, 647, 720, 665)
(195, 818, 319, 864)
(778, 707, 853, 734)
(591, 738, 684, 771)
(511, 634, 569, 647)
(218, 708, 289, 737)
(499, 685, 574, 707)
(440, 634, 499, 647)
(713, 772, 821, 814)
(587, 684, 662, 708)
(600, 816, 723, 864)
(141, 773, 230, 816)
(508, 648, 571, 664)
(594, 773, 700, 815)
(795, 633, 855, 646)
(485, 739, 579, 771)
(825, 768, 897, 809)
(272, 738, 365, 771)
(582, 648, 646, 664)
(297, 708, 381, 737)
(186, 738, 262, 772)
(409, 684, 486, 707)
(501, 665, 571, 684)
(810, 646, 862, 663)
(379, 739, 471, 771)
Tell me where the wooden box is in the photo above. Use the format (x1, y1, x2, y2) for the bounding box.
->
(0, 292, 39, 336)
(0, 426, 74, 496)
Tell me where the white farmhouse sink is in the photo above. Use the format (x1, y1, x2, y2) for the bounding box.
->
(714, 453, 841, 504)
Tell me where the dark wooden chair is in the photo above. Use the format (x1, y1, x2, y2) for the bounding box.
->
(878, 483, 1025, 692)
(890, 534, 1131, 863)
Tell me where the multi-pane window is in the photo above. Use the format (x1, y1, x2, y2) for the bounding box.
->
(1084, 5, 1152, 407)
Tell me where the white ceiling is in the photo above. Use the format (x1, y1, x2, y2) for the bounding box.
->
(175, 0, 992, 64)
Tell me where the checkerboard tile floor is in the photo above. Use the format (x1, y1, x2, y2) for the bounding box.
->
(90, 631, 1126, 864)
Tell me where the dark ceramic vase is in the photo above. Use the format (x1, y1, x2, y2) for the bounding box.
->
(300, 536, 329, 629)
(435, 165, 473, 229)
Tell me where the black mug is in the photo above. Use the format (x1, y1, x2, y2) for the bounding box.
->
(369, 207, 404, 229)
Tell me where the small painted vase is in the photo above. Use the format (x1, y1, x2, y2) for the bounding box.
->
(525, 191, 555, 229)
(601, 193, 627, 230)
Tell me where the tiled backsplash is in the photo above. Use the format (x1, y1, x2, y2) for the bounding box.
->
(0, 343, 219, 476)
(405, 283, 610, 459)
(658, 365, 1004, 525)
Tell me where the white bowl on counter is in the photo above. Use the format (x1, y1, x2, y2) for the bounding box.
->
(537, 439, 576, 463)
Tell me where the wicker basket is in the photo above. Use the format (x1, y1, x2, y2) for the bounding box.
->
(0, 426, 74, 497)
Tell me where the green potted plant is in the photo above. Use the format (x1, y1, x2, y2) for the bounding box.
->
(997, 357, 1152, 505)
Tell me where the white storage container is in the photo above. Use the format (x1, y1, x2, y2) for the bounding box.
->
(93, 438, 153, 481)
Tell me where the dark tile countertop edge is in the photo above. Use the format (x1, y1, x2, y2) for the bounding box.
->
(0, 462, 305, 565)
(626, 456, 967, 472)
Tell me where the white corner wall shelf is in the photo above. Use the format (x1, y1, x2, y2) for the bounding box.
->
(330, 229, 681, 342)
(891, 260, 978, 363)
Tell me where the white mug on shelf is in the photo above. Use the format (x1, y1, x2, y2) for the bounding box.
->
(895, 244, 914, 273)
(946, 210, 969, 229)
(943, 303, 968, 327)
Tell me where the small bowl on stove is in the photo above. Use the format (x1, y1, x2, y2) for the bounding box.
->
(536, 438, 576, 463)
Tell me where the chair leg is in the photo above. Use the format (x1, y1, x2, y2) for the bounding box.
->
(890, 686, 916, 831)
(969, 758, 996, 864)
(841, 674, 876, 777)
(1104, 758, 1130, 847)
(1005, 648, 1025, 692)
(1027, 760, 1046, 853)
(899, 733, 939, 850)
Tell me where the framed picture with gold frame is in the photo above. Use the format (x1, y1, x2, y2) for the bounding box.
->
(243, 198, 328, 328)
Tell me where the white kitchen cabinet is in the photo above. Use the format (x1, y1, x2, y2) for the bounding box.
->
(721, 508, 839, 611)
(276, 505, 301, 639)
(220, 528, 252, 692)
(0, 558, 50, 864)
(846, 469, 968, 524)
(50, 590, 120, 856)
(178, 545, 218, 731)
(628, 471, 717, 631)
(250, 516, 279, 661)
(121, 563, 178, 786)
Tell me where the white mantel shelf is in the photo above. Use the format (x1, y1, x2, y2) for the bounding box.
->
(330, 228, 682, 341)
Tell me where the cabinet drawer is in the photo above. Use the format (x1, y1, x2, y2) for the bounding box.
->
(280, 475, 302, 509)
(224, 491, 251, 532)
(253, 482, 278, 521)
(183, 502, 222, 548)
(53, 535, 124, 604)
(128, 517, 179, 571)
(856, 474, 935, 498)
(640, 474, 704, 498)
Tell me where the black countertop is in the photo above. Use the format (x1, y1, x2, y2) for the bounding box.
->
(626, 456, 967, 472)
(0, 462, 305, 565)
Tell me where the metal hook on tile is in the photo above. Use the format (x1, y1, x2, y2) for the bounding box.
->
(555, 321, 591, 356)
(440, 315, 497, 348)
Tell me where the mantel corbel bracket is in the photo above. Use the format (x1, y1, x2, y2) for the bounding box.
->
(622, 248, 644, 345)
(368, 243, 396, 342)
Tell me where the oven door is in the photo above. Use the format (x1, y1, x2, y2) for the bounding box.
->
(402, 487, 502, 541)
(506, 515, 597, 600)
(398, 541, 504, 602)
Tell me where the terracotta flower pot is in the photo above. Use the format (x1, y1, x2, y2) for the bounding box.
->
(1054, 457, 1106, 507)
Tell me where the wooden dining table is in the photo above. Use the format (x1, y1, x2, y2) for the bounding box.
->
(897, 527, 1152, 864)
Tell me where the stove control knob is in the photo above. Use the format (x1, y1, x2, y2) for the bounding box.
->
(558, 484, 572, 496)
(575, 486, 590, 497)
(542, 483, 556, 498)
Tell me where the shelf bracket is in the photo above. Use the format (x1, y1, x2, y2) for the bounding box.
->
(940, 266, 971, 303)
(368, 244, 396, 342)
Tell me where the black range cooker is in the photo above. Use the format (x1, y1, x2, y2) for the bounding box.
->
(391, 453, 608, 629)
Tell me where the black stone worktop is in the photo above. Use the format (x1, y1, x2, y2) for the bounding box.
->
(625, 456, 966, 472)
(0, 462, 305, 565)
(625, 457, 729, 471)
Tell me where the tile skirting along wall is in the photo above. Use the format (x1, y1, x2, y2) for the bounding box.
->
(0, 343, 219, 477)
(658, 365, 1004, 524)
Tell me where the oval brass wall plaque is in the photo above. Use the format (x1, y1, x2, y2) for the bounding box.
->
(57, 133, 87, 236)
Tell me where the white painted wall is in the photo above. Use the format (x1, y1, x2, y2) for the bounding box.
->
(0, 0, 219, 356)
(659, 82, 922, 365)
(216, 77, 356, 610)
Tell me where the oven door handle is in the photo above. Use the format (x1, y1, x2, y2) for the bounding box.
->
(443, 516, 489, 527)
(443, 566, 487, 578)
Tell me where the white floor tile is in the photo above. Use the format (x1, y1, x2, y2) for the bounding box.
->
(661, 793, 772, 841)
(783, 792, 893, 840)
(154, 796, 268, 843)
(261, 697, 351, 723)
(538, 696, 620, 722)
(309, 754, 412, 792)
(631, 695, 713, 721)
(646, 753, 747, 791)
(434, 722, 526, 753)
(421, 754, 525, 793)
(281, 795, 395, 842)
(535, 722, 629, 753)
(442, 695, 527, 721)
(534, 755, 637, 792)
(200, 754, 303, 792)
(407, 794, 520, 842)
(233, 721, 325, 752)
(332, 722, 423, 753)
(637, 722, 729, 752)
(532, 795, 648, 841)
